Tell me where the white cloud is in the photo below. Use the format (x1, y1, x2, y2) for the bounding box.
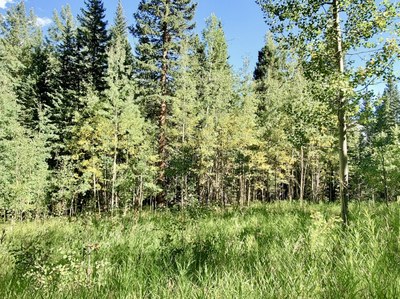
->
(0, 0, 14, 9)
(36, 17, 52, 27)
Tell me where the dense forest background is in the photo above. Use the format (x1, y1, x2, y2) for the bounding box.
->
(0, 0, 400, 220)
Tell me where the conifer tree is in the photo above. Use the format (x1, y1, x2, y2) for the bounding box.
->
(130, 0, 197, 203)
(253, 33, 282, 82)
(48, 5, 81, 159)
(77, 0, 109, 93)
(376, 78, 400, 137)
(110, 0, 134, 78)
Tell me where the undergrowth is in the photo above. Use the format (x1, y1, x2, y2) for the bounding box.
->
(0, 202, 399, 298)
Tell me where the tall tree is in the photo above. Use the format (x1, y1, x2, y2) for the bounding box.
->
(195, 14, 231, 204)
(110, 0, 134, 78)
(168, 37, 201, 205)
(130, 0, 197, 203)
(376, 78, 400, 137)
(0, 1, 46, 130)
(77, 0, 109, 93)
(48, 5, 81, 159)
(0, 41, 49, 219)
(256, 0, 400, 224)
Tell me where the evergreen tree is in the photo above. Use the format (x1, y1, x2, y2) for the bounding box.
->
(368, 78, 400, 201)
(130, 0, 197, 203)
(376, 78, 400, 138)
(109, 0, 134, 78)
(77, 0, 109, 93)
(49, 5, 82, 160)
(50, 5, 80, 97)
(253, 33, 282, 82)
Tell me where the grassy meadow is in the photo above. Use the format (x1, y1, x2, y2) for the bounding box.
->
(0, 202, 399, 298)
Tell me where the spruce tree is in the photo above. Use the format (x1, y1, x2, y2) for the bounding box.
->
(130, 0, 197, 203)
(50, 5, 83, 159)
(110, 0, 134, 78)
(375, 79, 400, 141)
(51, 5, 80, 97)
(253, 33, 282, 82)
(77, 0, 109, 93)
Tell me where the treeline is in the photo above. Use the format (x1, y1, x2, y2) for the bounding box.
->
(0, 0, 399, 218)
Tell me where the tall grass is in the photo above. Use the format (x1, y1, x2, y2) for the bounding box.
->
(0, 202, 399, 298)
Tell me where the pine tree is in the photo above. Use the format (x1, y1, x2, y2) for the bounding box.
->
(50, 5, 80, 96)
(370, 78, 400, 202)
(253, 33, 282, 82)
(376, 78, 400, 137)
(77, 0, 109, 93)
(49, 5, 83, 160)
(130, 0, 197, 203)
(110, 0, 134, 78)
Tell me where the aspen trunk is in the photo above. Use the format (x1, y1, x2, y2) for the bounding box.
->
(333, 0, 349, 225)
(111, 126, 118, 213)
(300, 146, 305, 202)
(157, 2, 171, 204)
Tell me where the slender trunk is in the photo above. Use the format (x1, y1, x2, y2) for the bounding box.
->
(103, 165, 107, 210)
(380, 152, 389, 204)
(111, 127, 118, 213)
(111, 150, 118, 211)
(240, 170, 245, 206)
(157, 3, 170, 205)
(140, 175, 144, 210)
(300, 146, 305, 202)
(316, 164, 321, 203)
(274, 167, 278, 201)
(333, 0, 349, 225)
(267, 172, 270, 202)
(93, 172, 97, 212)
(247, 179, 251, 206)
(181, 123, 186, 208)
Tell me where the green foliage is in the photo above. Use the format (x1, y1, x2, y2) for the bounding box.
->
(0, 203, 399, 298)
(77, 0, 109, 93)
(130, 0, 197, 117)
(109, 0, 134, 79)
(0, 0, 399, 217)
(0, 48, 49, 217)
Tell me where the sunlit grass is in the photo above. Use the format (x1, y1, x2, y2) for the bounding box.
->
(0, 202, 399, 298)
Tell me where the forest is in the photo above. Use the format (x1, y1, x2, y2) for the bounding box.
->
(0, 0, 399, 219)
(0, 0, 399, 297)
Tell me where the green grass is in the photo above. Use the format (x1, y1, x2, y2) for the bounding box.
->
(0, 202, 399, 298)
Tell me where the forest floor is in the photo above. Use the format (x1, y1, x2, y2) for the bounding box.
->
(0, 202, 399, 298)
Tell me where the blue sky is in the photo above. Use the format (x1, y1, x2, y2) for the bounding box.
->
(0, 0, 267, 71)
